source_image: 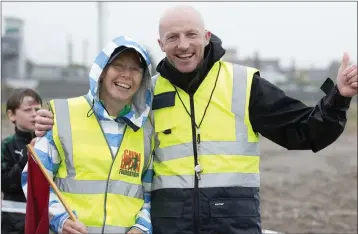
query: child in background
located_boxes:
[1,88,42,234]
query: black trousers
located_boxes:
[1,212,25,234]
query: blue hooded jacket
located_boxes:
[21,36,154,234]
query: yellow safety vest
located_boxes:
[151,61,261,233]
[50,96,153,234]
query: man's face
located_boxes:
[100,49,144,104]
[158,11,211,73]
[8,96,41,132]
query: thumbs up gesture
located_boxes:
[336,52,357,97]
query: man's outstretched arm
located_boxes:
[248,54,356,152]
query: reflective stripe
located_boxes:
[150,75,160,152]
[155,141,259,162]
[87,225,129,234]
[53,97,151,196]
[143,118,153,170]
[54,97,152,174]
[153,63,259,163]
[232,64,248,121]
[54,99,76,178]
[143,182,151,192]
[152,173,260,190]
[1,200,26,214]
[55,178,143,198]
[152,63,261,191]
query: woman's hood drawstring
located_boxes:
[86,99,95,118]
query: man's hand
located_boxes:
[62,219,88,234]
[35,109,54,137]
[126,227,144,234]
[30,138,37,146]
[337,52,358,97]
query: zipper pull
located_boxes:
[196,127,201,151]
[197,127,201,144]
[194,164,203,180]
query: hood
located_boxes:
[207,33,226,65]
[156,33,226,93]
[86,36,153,131]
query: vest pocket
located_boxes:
[210,198,257,217]
[152,200,184,218]
[153,106,179,149]
[152,200,186,234]
[153,108,177,134]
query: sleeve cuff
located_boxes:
[58,213,70,234]
[327,85,352,108]
[57,211,78,234]
[321,78,352,108]
[127,226,146,234]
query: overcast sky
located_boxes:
[2,1,357,69]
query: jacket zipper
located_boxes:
[189,94,200,234]
[101,157,116,234]
[100,123,127,234]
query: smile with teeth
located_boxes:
[114,82,131,90]
[176,53,194,59]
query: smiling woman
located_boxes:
[99,47,146,116]
[21,36,155,234]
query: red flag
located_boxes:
[25,151,50,234]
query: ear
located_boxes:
[205,30,211,46]
[7,110,16,123]
[157,39,165,52]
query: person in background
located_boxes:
[1,88,42,234]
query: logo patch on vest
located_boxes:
[119,149,141,177]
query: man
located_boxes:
[22,36,154,234]
[2,88,42,234]
[34,5,357,234]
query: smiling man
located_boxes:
[33,5,358,234]
[158,6,209,73]
[150,5,357,234]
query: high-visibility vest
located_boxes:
[50,96,153,233]
[151,61,262,234]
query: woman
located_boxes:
[22,36,154,234]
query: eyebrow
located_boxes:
[112,60,139,65]
[165,32,178,38]
[111,61,143,68]
[165,29,199,38]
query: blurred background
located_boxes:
[1,2,357,233]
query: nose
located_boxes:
[177,36,189,50]
[120,69,131,78]
[30,108,37,117]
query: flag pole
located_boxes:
[26,144,77,222]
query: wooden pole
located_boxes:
[26,144,77,221]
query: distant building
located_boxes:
[222,48,239,62]
[1,17,26,79]
[30,64,88,82]
[1,16,88,83]
[30,64,65,80]
[237,58,288,85]
[222,47,289,85]
[258,65,288,84]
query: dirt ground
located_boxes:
[260,129,357,234]
[1,116,357,234]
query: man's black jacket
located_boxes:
[156,33,352,152]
